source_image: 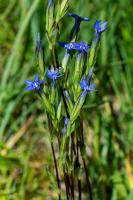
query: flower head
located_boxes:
[47,68,64,81]
[58,41,90,53]
[68,13,90,39]
[79,67,96,95]
[94,20,108,36]
[78,42,90,53]
[25,73,45,91]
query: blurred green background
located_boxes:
[0,0,133,199]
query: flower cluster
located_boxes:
[25,68,64,91]
[25,13,107,119]
[25,14,107,94]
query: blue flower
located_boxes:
[68,13,90,39]
[25,73,45,91]
[78,42,90,53]
[47,68,64,81]
[94,20,108,36]
[58,41,90,53]
[79,67,96,95]
[58,41,78,51]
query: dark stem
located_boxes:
[79,115,93,200]
[78,179,81,200]
[76,137,82,200]
[70,135,75,200]
[64,171,69,200]
[82,158,93,200]
[47,114,61,200]
[51,142,61,200]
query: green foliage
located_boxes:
[0,0,133,199]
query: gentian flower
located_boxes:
[47,68,64,81]
[58,41,90,53]
[68,13,90,39]
[58,41,79,51]
[78,42,90,53]
[94,20,108,37]
[79,67,96,95]
[25,73,45,91]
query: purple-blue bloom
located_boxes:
[68,13,90,39]
[78,42,90,53]
[25,73,45,91]
[47,68,64,81]
[79,67,96,95]
[58,41,90,53]
[94,20,108,35]
[68,13,89,22]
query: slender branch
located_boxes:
[82,158,93,200]
[79,115,93,200]
[76,136,82,200]
[78,179,81,200]
[47,114,61,200]
[51,142,61,200]
[64,171,69,200]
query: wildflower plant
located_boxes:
[25,0,108,199]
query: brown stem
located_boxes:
[79,115,93,200]
[82,158,93,200]
[76,137,82,200]
[78,179,81,200]
[51,142,61,200]
[47,114,61,200]
[64,171,69,200]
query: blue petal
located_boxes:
[34,73,39,82]
[94,20,108,33]
[53,69,59,75]
[79,80,87,89]
[40,79,45,84]
[57,73,64,78]
[25,86,34,90]
[25,80,32,86]
[100,21,108,32]
[47,70,53,79]
[87,83,96,91]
